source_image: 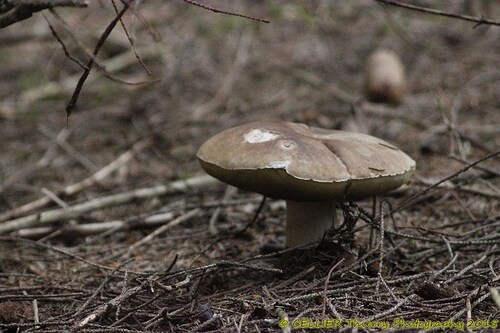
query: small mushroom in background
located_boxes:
[197,121,415,248]
[364,49,406,105]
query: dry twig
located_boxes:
[0,174,220,234]
[375,0,500,27]
[0,0,88,28]
[125,208,200,256]
[181,0,269,23]
[0,139,151,222]
[393,150,500,215]
[65,0,130,116]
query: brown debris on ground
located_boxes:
[0,1,499,332]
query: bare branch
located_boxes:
[65,0,130,117]
[47,9,159,87]
[181,0,269,23]
[393,150,500,214]
[375,0,500,27]
[0,0,88,28]
[44,14,88,70]
[112,0,151,76]
[0,174,220,234]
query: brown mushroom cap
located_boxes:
[197,121,415,202]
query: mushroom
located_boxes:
[197,121,415,247]
[365,49,406,105]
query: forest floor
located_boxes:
[0,1,499,332]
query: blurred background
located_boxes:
[0,1,498,330]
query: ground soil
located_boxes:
[0,1,499,332]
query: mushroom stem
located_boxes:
[285,201,336,248]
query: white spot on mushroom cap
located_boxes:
[244,129,279,144]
